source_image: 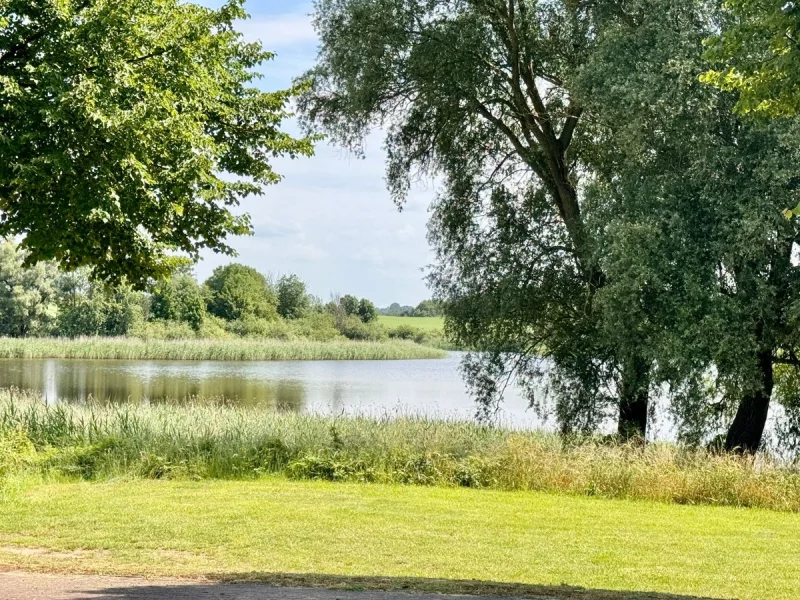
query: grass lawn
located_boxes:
[377,315,445,332]
[0,478,798,600]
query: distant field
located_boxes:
[378,315,444,331]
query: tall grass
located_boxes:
[2,390,800,511]
[0,337,446,361]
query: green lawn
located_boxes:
[378,315,444,332]
[1,479,798,599]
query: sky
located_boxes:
[194,0,438,307]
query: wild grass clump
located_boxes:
[2,389,800,511]
[0,337,446,361]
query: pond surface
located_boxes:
[0,355,548,427]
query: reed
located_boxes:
[0,337,446,361]
[2,390,800,511]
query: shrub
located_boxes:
[337,315,387,341]
[129,319,196,340]
[291,312,341,341]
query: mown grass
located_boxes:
[0,337,446,361]
[3,390,800,512]
[1,478,799,600]
[378,315,445,332]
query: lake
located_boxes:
[0,354,549,427]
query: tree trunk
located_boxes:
[724,350,773,454]
[618,355,649,441]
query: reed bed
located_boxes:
[0,337,446,361]
[2,390,800,511]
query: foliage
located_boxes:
[150,273,206,329]
[276,274,311,320]
[0,240,59,337]
[0,0,313,286]
[357,298,378,323]
[204,263,278,322]
[575,0,800,453]
[339,294,360,317]
[336,315,387,341]
[299,0,652,438]
[702,0,800,116]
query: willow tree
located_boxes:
[0,0,313,286]
[299,0,654,436]
[579,0,800,453]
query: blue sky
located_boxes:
[195,0,438,307]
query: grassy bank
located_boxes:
[0,337,446,361]
[1,478,799,600]
[3,391,800,512]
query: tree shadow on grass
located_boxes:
[66,572,729,600]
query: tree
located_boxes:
[701,0,800,117]
[150,273,206,329]
[0,239,59,337]
[339,295,360,318]
[576,0,800,453]
[0,0,313,286]
[204,264,278,321]
[358,298,378,323]
[55,269,145,336]
[300,0,653,435]
[277,274,311,319]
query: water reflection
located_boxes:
[0,355,541,425]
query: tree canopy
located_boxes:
[300,0,800,452]
[702,0,800,116]
[0,0,313,286]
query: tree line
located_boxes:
[0,239,385,341]
[299,0,800,453]
[380,300,444,317]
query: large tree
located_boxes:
[0,0,312,286]
[300,0,653,436]
[576,0,800,453]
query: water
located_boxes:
[0,354,547,427]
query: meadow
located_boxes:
[3,390,800,512]
[0,337,446,361]
[378,315,445,332]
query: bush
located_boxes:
[225,316,292,339]
[388,324,418,340]
[337,315,387,341]
[129,319,196,340]
[194,315,230,339]
[291,312,341,341]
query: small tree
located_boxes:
[151,274,206,329]
[339,295,360,317]
[277,274,311,319]
[358,298,378,323]
[204,264,278,321]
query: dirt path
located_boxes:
[0,572,537,600]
